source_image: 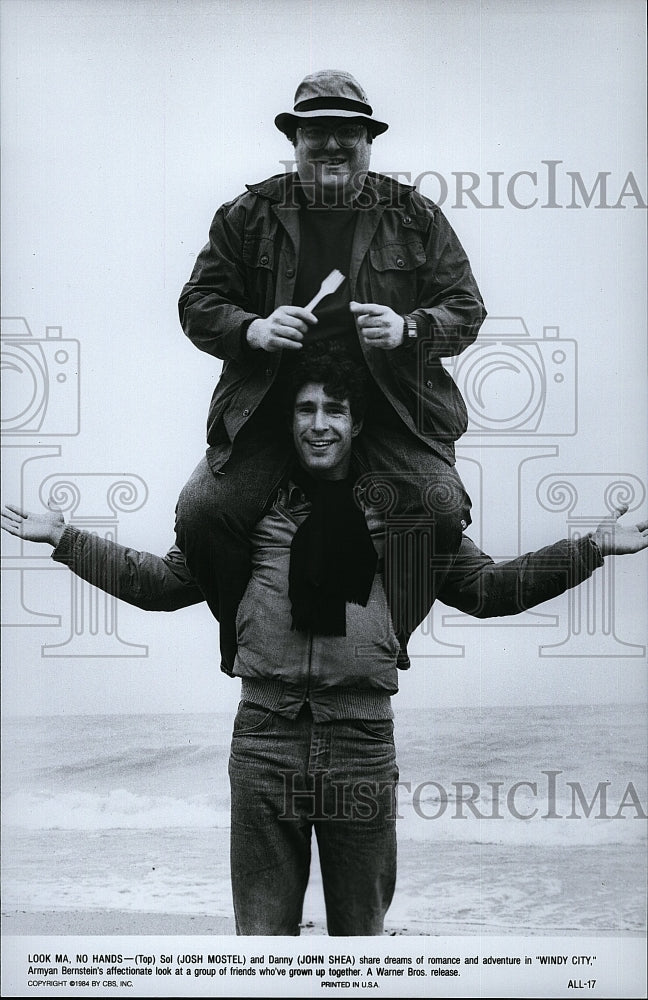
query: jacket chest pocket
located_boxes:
[368,239,426,312]
[242,235,277,314]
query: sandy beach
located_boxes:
[2,909,236,937]
[3,908,641,939]
[0,909,420,937]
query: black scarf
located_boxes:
[288,464,378,636]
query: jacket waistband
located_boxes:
[240,677,393,722]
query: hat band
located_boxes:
[293,96,374,116]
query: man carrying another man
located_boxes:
[4,350,647,936]
[174,69,486,674]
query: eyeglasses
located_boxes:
[298,125,366,150]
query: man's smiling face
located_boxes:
[292,382,362,480]
[293,117,371,205]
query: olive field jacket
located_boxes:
[179,172,487,467]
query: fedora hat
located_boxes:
[275,70,389,138]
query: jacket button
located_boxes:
[402,215,412,225]
[286,267,295,278]
[426,380,433,389]
[396,258,405,268]
[242,408,250,417]
[259,254,269,265]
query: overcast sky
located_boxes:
[1,0,646,716]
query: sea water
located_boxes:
[2,704,645,934]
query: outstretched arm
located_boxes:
[2,502,205,613]
[438,506,648,619]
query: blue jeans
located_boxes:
[175,400,471,672]
[228,702,398,936]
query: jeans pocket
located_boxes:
[352,718,395,744]
[232,702,276,736]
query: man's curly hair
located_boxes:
[287,342,370,422]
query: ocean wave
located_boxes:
[392,779,647,846]
[2,789,231,831]
[396,807,647,847]
[3,788,645,847]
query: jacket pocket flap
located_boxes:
[369,240,426,272]
[242,235,275,269]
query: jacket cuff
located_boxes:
[579,533,605,573]
[239,317,258,356]
[52,525,82,565]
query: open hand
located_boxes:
[591,505,648,556]
[1,501,66,547]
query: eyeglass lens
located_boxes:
[300,126,364,149]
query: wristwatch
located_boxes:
[402,315,418,342]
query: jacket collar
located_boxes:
[245,171,415,206]
[248,171,420,301]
